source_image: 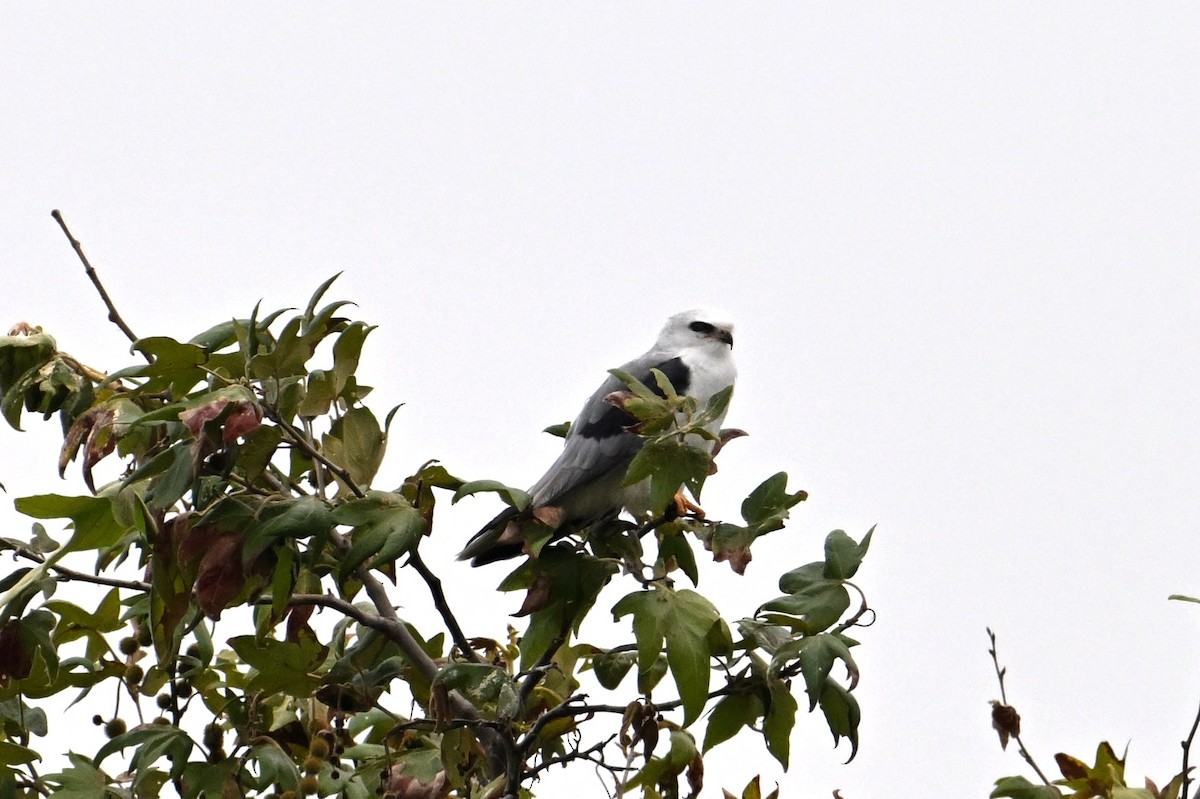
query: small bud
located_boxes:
[104,718,127,738]
[118,636,140,655]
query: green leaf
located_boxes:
[592,649,637,689]
[990,775,1064,799]
[179,760,240,799]
[323,406,386,490]
[143,443,195,513]
[228,634,328,697]
[332,321,374,400]
[776,633,860,709]
[93,724,193,771]
[823,527,873,580]
[452,480,530,511]
[659,530,699,585]
[703,691,764,752]
[243,496,334,564]
[0,331,56,394]
[759,582,851,634]
[0,740,39,765]
[124,336,211,397]
[741,472,807,534]
[612,586,721,725]
[41,753,118,799]
[248,739,302,794]
[763,676,798,769]
[508,547,617,669]
[778,562,825,594]
[1169,594,1200,604]
[818,679,860,760]
[332,491,426,579]
[543,421,570,438]
[433,663,518,720]
[623,439,712,515]
[14,494,124,553]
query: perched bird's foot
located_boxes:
[673,493,705,518]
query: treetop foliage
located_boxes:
[0,243,873,799]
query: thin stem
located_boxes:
[407,549,480,664]
[8,545,149,592]
[517,629,568,712]
[987,628,1053,786]
[268,411,365,499]
[50,210,143,350]
[1181,698,1200,799]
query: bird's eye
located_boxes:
[688,321,715,335]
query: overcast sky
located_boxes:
[3,5,1199,797]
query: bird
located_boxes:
[459,309,737,566]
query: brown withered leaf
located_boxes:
[0,620,33,686]
[515,573,553,617]
[710,427,748,461]
[285,605,315,643]
[686,753,704,799]
[59,405,102,477]
[990,700,1021,751]
[1054,752,1090,781]
[639,711,660,762]
[179,525,273,620]
[429,682,452,730]
[621,700,644,747]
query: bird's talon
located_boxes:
[673,493,705,518]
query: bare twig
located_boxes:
[1181,698,1200,799]
[8,544,149,592]
[267,410,366,499]
[50,210,143,350]
[406,549,480,664]
[987,628,1054,786]
[525,735,625,782]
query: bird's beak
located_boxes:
[715,328,733,348]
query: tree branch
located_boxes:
[50,210,143,350]
[8,544,149,592]
[406,549,480,664]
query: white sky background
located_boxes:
[2,4,1199,797]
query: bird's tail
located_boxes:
[457,507,524,566]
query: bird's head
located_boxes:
[658,309,735,352]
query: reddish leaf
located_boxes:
[385,764,450,799]
[286,605,316,643]
[191,532,244,619]
[222,401,262,444]
[180,401,227,439]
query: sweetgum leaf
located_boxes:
[613,586,721,725]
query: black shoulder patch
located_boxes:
[578,357,691,440]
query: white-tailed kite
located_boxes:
[459,309,737,565]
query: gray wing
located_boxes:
[527,350,691,509]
